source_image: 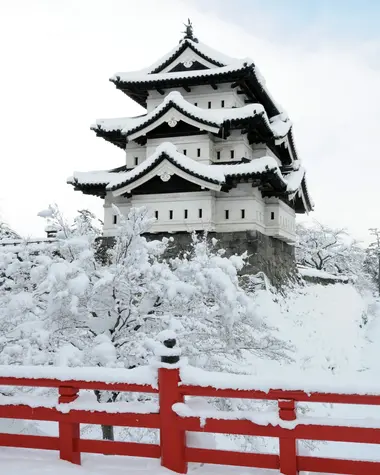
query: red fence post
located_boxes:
[58,386,81,465]
[158,336,187,474]
[279,399,298,475]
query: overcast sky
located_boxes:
[0,0,379,242]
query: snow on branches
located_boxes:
[0,206,289,373]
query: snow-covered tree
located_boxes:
[364,228,380,296]
[296,221,365,274]
[0,205,290,440]
[0,221,21,240]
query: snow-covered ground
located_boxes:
[0,447,279,475]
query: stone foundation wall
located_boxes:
[147,230,297,287]
[100,230,297,287]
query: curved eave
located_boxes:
[111,66,280,118]
[301,177,314,213]
[225,167,287,190]
[110,65,251,106]
[69,182,107,198]
[91,127,126,149]
[125,101,220,140]
[108,151,222,193]
[92,108,282,149]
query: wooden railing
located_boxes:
[0,338,379,474]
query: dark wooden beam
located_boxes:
[231,82,239,88]
[183,85,191,92]
[156,88,165,95]
[210,83,218,90]
[245,99,255,104]
[236,90,245,95]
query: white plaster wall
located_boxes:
[147,84,245,112]
[102,185,283,237]
[146,135,213,164]
[104,191,217,234]
[125,143,146,168]
[264,197,296,242]
[252,143,281,166]
[213,131,252,162]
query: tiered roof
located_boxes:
[68,142,312,212]
[70,26,313,213]
[92,91,291,150]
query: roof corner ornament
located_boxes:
[182,18,198,43]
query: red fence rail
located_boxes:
[0,339,379,474]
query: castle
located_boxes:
[68,22,313,282]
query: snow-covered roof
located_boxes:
[134,38,238,75]
[93,91,291,141]
[69,142,302,195]
[111,59,251,85]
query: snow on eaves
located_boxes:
[111,59,252,83]
[284,166,306,193]
[133,38,238,76]
[69,143,302,194]
[93,91,291,140]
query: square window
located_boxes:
[134,157,138,166]
[217,151,221,160]
[271,212,275,220]
[169,210,173,220]
[221,100,225,108]
[225,210,229,220]
[197,148,201,157]
[230,150,235,159]
[184,209,188,219]
[199,209,203,218]
[113,215,117,225]
[241,209,245,219]
[183,149,187,155]
[194,102,197,106]
[155,211,159,219]
[208,101,211,109]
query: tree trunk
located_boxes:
[94,389,118,441]
[377,252,380,296]
[101,424,114,441]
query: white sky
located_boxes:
[0,0,379,243]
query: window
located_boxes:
[221,100,225,108]
[113,215,117,225]
[271,212,275,220]
[134,157,138,166]
[155,211,159,219]
[241,209,245,219]
[169,210,173,220]
[184,209,188,219]
[217,151,221,160]
[208,101,211,109]
[197,148,201,157]
[225,210,229,220]
[198,209,203,218]
[183,149,187,155]
[194,102,198,106]
[230,150,235,159]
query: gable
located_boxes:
[159,47,218,73]
[127,174,205,195]
[151,41,227,74]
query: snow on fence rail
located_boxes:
[0,337,380,474]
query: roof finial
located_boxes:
[182,18,198,43]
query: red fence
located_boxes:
[0,358,380,474]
